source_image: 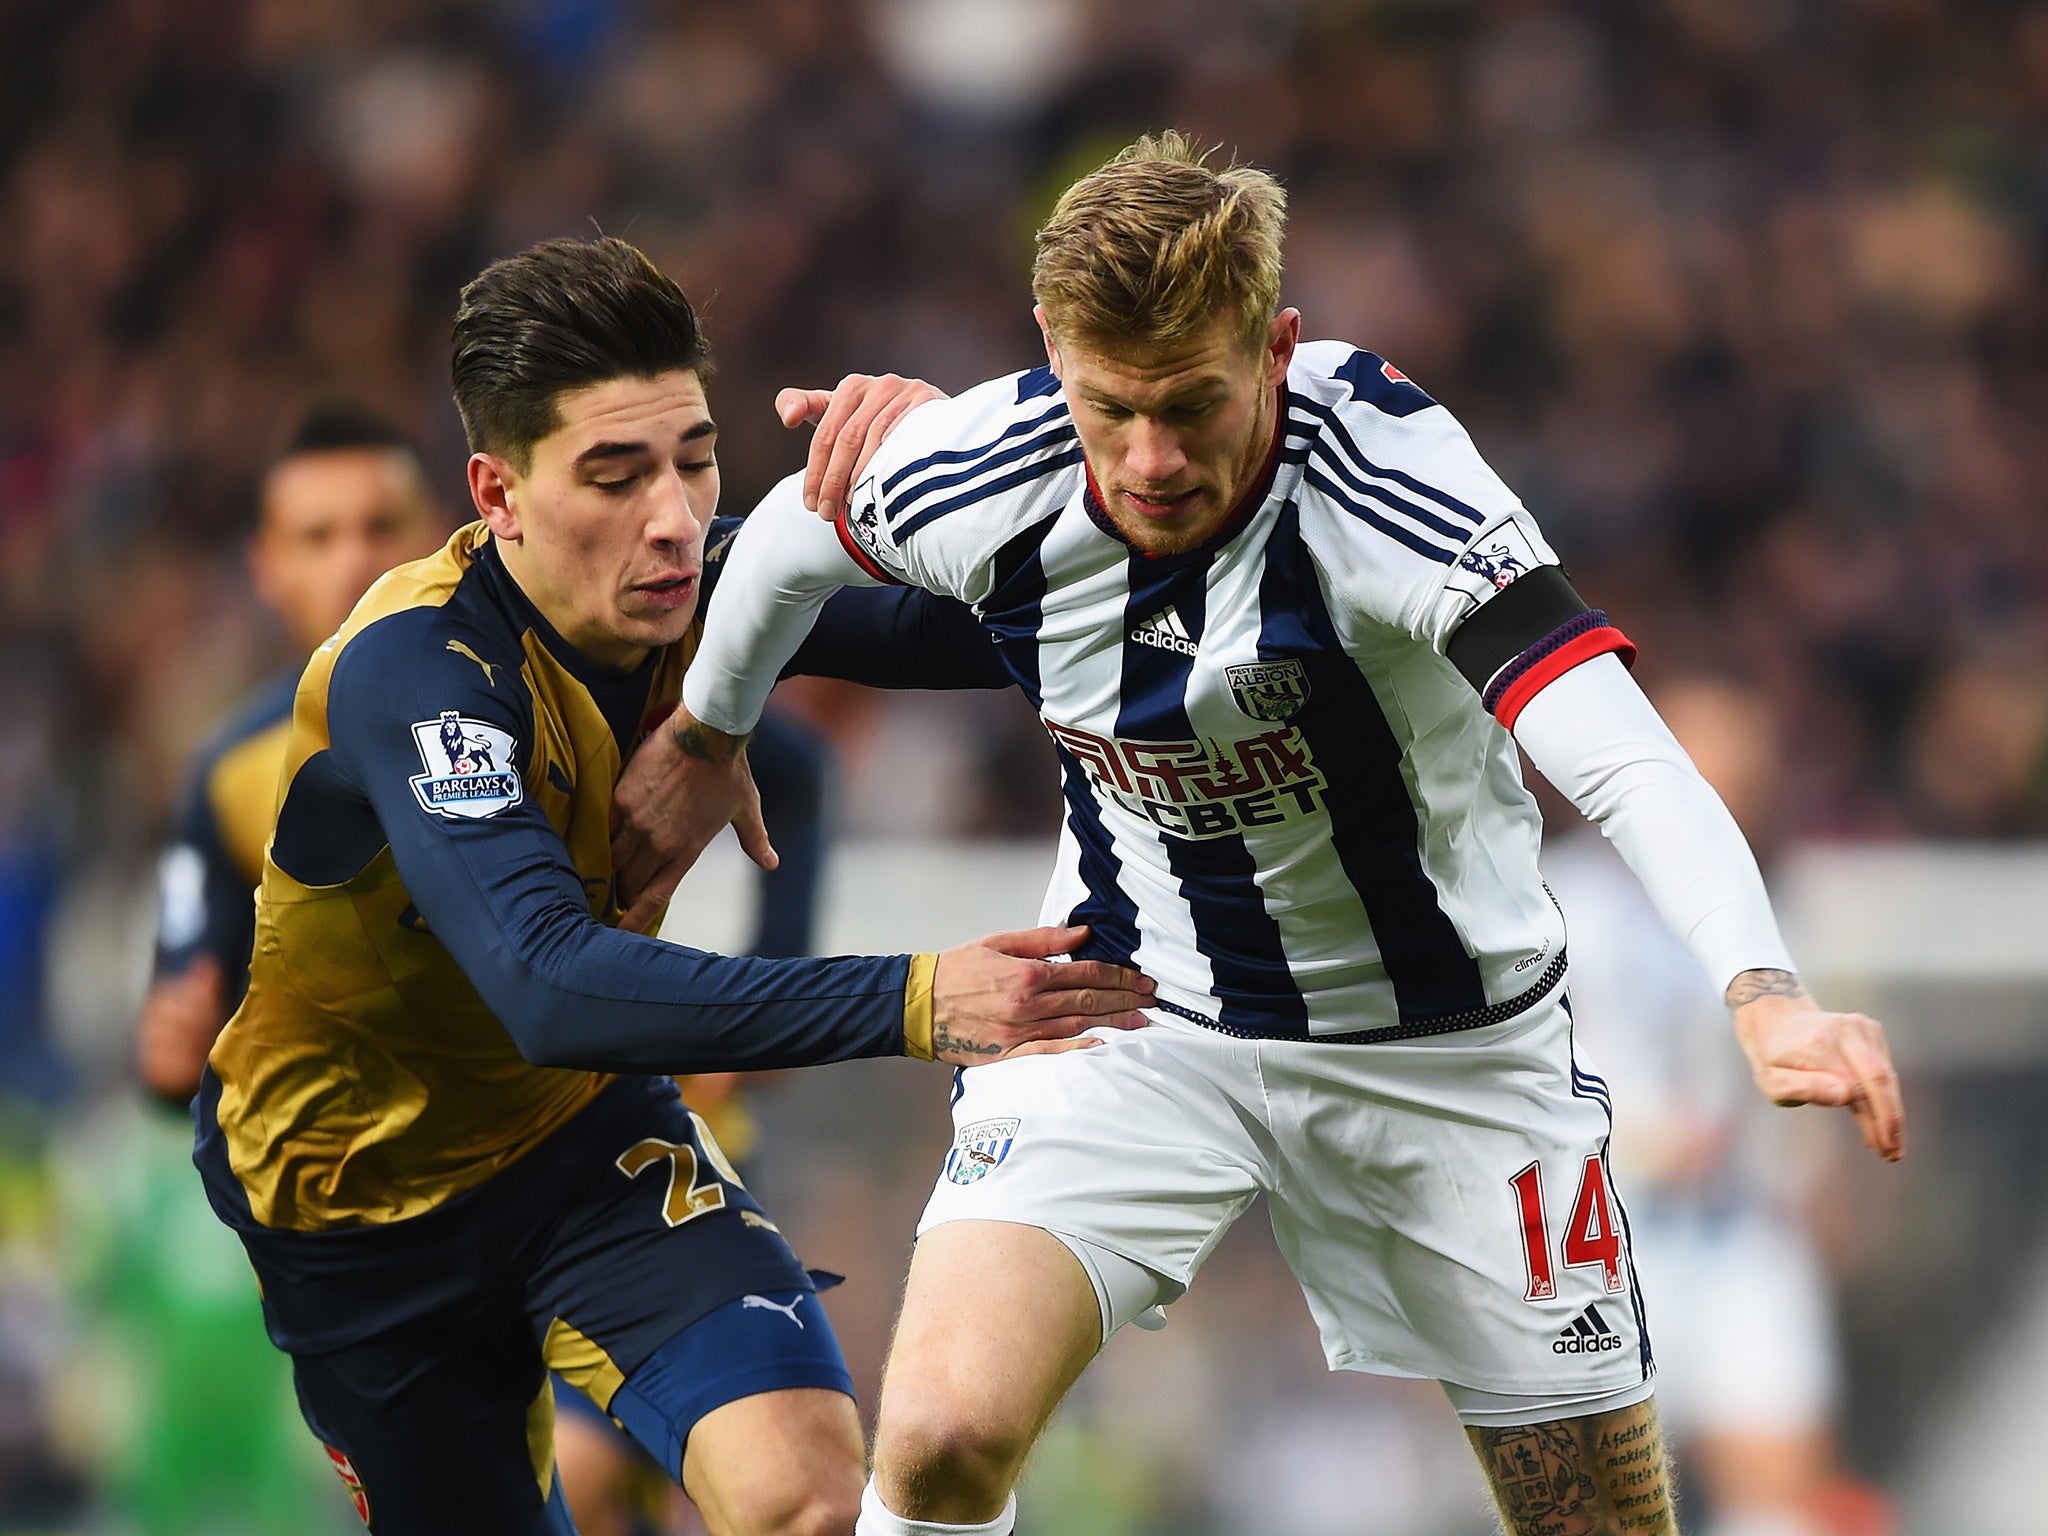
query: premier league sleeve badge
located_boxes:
[409,711,523,820]
[1445,518,1545,607]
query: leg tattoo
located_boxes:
[1468,1399,1676,1535]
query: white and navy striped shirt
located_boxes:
[701,341,1637,1041]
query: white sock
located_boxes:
[856,1477,1017,1536]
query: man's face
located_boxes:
[475,371,718,671]
[252,447,441,654]
[1043,307,1299,557]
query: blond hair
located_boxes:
[1032,131,1287,354]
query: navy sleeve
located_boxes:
[322,615,913,1074]
[744,709,830,958]
[785,586,1010,690]
[153,765,258,992]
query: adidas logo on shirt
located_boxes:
[1553,1305,1624,1354]
[1130,606,1198,656]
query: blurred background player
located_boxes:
[1544,677,1890,1536]
[112,405,442,1536]
[141,404,444,1102]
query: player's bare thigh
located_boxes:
[554,1410,643,1536]
[870,1220,1104,1524]
[680,1386,864,1536]
[1467,1396,1677,1535]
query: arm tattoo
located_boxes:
[931,1022,1003,1059]
[1724,967,1809,1009]
[668,717,749,764]
[1471,1401,1675,1534]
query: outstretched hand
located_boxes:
[776,373,945,522]
[611,709,774,935]
[928,925,1155,1066]
[1728,968,1904,1162]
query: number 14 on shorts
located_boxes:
[1509,1156,1625,1301]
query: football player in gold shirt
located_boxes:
[195,236,1152,1536]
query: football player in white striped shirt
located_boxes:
[614,133,1904,1536]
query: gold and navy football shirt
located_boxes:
[202,520,1002,1233]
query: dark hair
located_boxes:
[253,401,426,541]
[450,236,711,468]
[278,400,415,463]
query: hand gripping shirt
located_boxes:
[687,344,1639,1042]
[202,520,999,1233]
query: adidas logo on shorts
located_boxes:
[1130,606,1197,656]
[1553,1304,1624,1354]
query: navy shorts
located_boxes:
[198,1075,852,1535]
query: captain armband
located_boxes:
[1444,565,1637,733]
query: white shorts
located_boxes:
[918,995,1656,1418]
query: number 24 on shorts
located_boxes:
[1509,1156,1624,1302]
[617,1112,746,1228]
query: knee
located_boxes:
[773,1487,863,1536]
[724,1465,863,1536]
[875,1399,1030,1518]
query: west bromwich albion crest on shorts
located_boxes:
[409,711,522,819]
[943,1118,1020,1185]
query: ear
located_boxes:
[1264,308,1302,389]
[468,453,521,540]
[1034,305,1062,378]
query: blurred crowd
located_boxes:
[2,0,2047,1530]
[8,0,2048,870]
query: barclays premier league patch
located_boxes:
[1446,519,1543,607]
[843,492,891,564]
[943,1117,1020,1185]
[409,711,522,820]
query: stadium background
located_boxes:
[1,0,2045,1531]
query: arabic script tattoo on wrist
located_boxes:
[931,1021,1003,1060]
[1725,967,1809,1009]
